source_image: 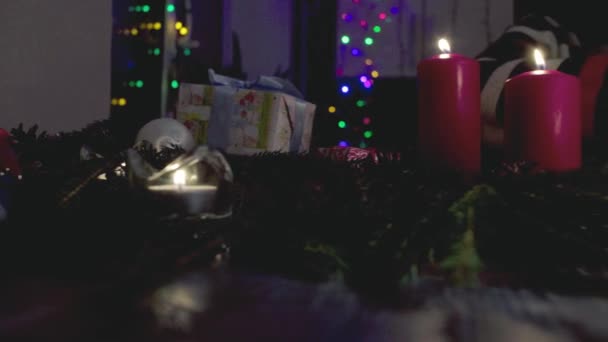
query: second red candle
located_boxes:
[504,68,581,172]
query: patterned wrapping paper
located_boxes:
[176,84,214,144]
[176,82,316,156]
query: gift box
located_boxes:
[176,70,316,155]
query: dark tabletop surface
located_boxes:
[3,259,608,341]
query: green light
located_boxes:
[373,25,381,33]
[184,48,191,56]
[142,5,150,12]
[128,81,135,87]
[341,35,350,44]
[359,142,367,148]
[364,130,373,138]
[136,80,144,88]
[356,100,366,107]
[167,4,176,12]
[153,48,161,56]
[364,37,374,45]
[338,121,347,129]
[171,80,179,89]
[135,5,142,12]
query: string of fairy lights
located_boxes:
[111,2,190,111]
[333,0,400,148]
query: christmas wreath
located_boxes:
[2,118,608,302]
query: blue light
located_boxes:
[127,60,135,69]
[340,85,350,94]
[351,48,361,56]
[339,141,349,147]
[390,6,399,14]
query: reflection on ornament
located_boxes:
[135,118,196,152]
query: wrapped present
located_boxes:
[176,70,316,155]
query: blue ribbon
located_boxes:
[209,69,304,99]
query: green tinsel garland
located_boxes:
[2,120,608,302]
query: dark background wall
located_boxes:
[1,0,111,133]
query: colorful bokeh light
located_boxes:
[335,1,398,147]
[341,13,353,22]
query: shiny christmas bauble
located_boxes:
[135,118,196,152]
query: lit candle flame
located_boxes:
[438,38,451,54]
[534,49,546,70]
[173,169,187,186]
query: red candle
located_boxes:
[504,49,581,172]
[418,39,481,174]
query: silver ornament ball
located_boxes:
[135,118,196,152]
